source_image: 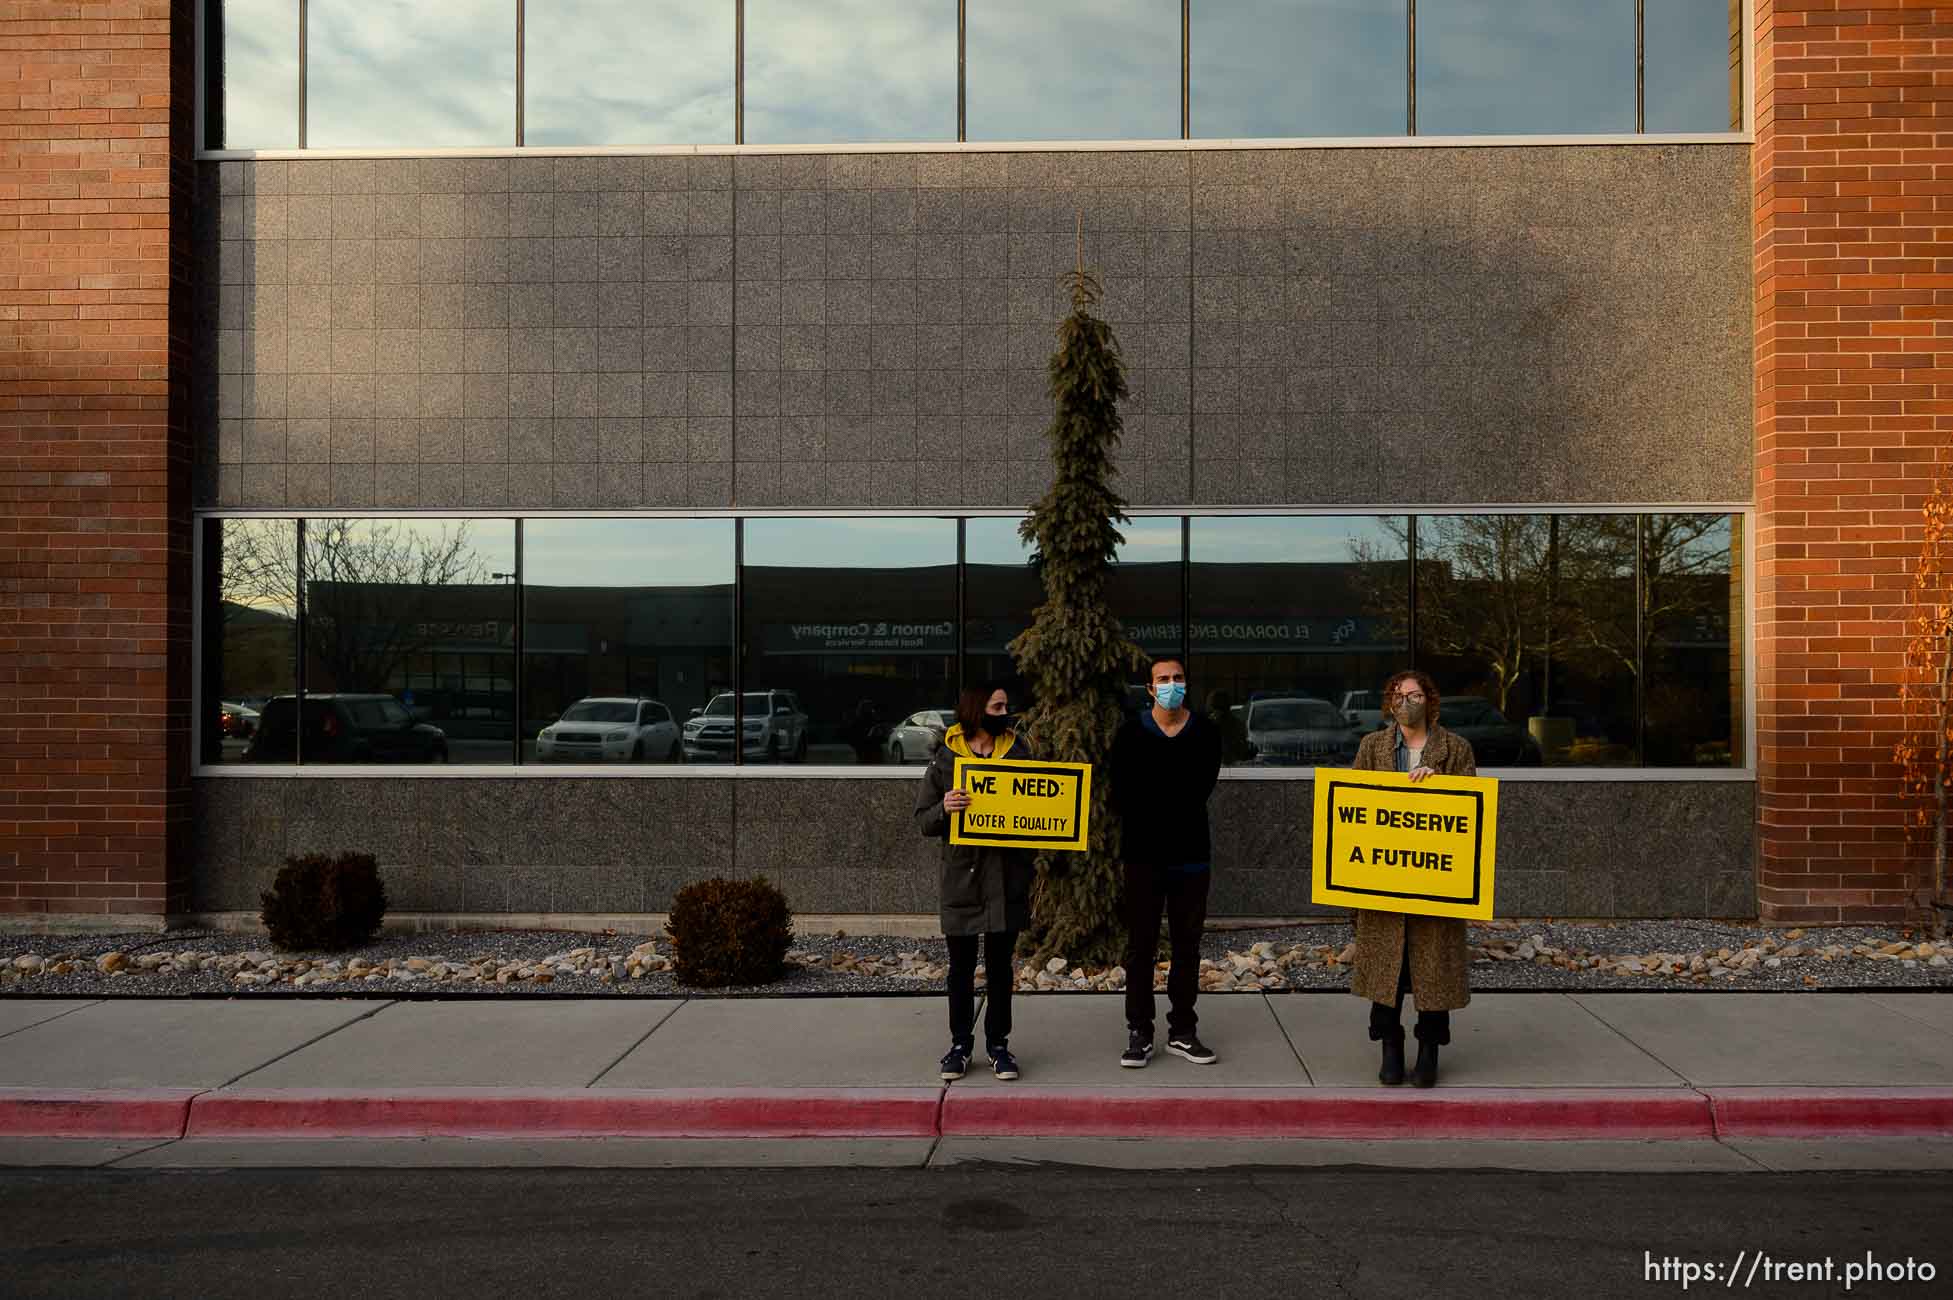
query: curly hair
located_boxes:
[1381,669,1441,724]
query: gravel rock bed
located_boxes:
[4,919,1950,997]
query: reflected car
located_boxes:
[1243,696,1364,766]
[884,709,954,764]
[242,694,448,764]
[218,701,259,739]
[1439,696,1544,766]
[683,690,809,762]
[536,697,681,763]
[1340,689,1385,732]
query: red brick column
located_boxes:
[1753,0,1950,924]
[0,1,193,921]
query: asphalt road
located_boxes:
[4,1165,1949,1299]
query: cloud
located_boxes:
[966,0,1180,141]
[218,0,300,147]
[307,0,517,148]
[525,0,735,146]
[1191,0,1407,138]
[744,0,956,144]
[1415,0,1635,135]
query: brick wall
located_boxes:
[1753,0,1950,923]
[0,0,193,919]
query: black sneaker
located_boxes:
[987,1045,1020,1081]
[1166,1034,1218,1065]
[1120,1029,1154,1069]
[939,1043,972,1081]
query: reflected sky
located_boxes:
[745,0,955,143]
[1644,0,1739,132]
[1416,0,1634,135]
[745,517,957,569]
[966,0,1179,141]
[307,0,516,148]
[219,0,299,148]
[523,518,734,588]
[525,0,733,146]
[1192,0,1406,138]
[966,515,1183,566]
[303,517,516,580]
[1192,515,1407,563]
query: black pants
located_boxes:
[1123,863,1210,1039]
[1367,930,1452,1045]
[945,930,1017,1050]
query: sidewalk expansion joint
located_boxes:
[217,1000,395,1089]
[1261,992,1315,1086]
[0,1000,103,1044]
[583,997,688,1088]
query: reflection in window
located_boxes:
[966,0,1180,141]
[742,518,957,766]
[525,0,733,145]
[307,0,516,148]
[1192,0,1406,139]
[1644,0,1743,133]
[1643,514,1741,767]
[1415,1,1634,135]
[1191,517,1409,767]
[1414,515,1637,767]
[964,516,1040,712]
[1109,516,1186,694]
[299,519,516,764]
[216,0,300,148]
[203,518,300,765]
[522,519,734,764]
[745,0,955,143]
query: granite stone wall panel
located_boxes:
[201,145,1752,510]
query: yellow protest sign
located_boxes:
[949,757,1092,853]
[1310,768,1499,921]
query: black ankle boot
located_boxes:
[1412,1038,1439,1088]
[1378,1028,1406,1086]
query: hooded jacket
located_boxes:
[914,723,1037,937]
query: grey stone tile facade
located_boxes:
[191,776,1755,919]
[195,145,1752,511]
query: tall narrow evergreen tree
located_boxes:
[1010,249,1149,967]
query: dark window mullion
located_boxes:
[1635,0,1645,133]
[515,0,526,145]
[294,516,308,765]
[298,0,308,148]
[513,517,525,764]
[732,517,745,765]
[1406,0,1416,136]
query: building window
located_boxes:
[744,0,956,144]
[522,518,734,764]
[1643,513,1742,767]
[740,517,958,765]
[1190,515,1410,767]
[306,0,517,148]
[300,518,518,764]
[524,0,734,146]
[964,0,1181,142]
[1644,0,1744,133]
[1191,0,1408,139]
[201,517,300,764]
[1414,1,1636,135]
[212,0,300,149]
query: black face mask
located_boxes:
[980,713,1015,737]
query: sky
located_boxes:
[216,1,1739,149]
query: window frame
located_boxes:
[192,505,1755,781]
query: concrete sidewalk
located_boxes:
[3,992,1951,1167]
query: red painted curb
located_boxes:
[1706,1089,1953,1138]
[0,1089,196,1139]
[939,1087,1717,1140]
[183,1088,944,1139]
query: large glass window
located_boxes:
[525,0,733,145]
[964,516,1041,711]
[1643,514,1741,767]
[1415,1,1635,135]
[1645,0,1742,133]
[1192,0,1406,139]
[745,0,956,144]
[215,0,300,149]
[741,518,957,766]
[522,519,734,765]
[966,0,1180,142]
[299,519,517,764]
[307,0,516,148]
[201,518,300,765]
[1190,516,1410,767]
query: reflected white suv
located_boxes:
[683,690,808,762]
[537,698,682,763]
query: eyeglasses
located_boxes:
[1392,692,1427,704]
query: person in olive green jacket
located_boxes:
[914,680,1035,1083]
[1348,669,1476,1088]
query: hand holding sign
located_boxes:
[950,757,1092,852]
[1311,767,1499,921]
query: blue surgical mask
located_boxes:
[1153,682,1186,711]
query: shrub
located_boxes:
[665,876,794,988]
[260,851,389,951]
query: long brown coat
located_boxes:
[1347,722,1476,1013]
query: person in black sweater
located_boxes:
[1110,656,1223,1068]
